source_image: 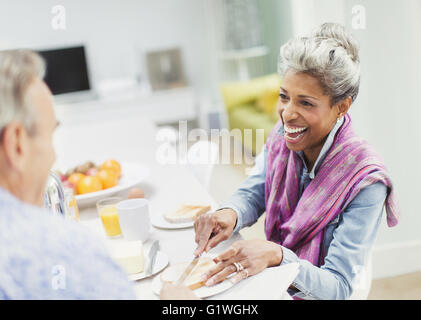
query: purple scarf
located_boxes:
[264,114,400,266]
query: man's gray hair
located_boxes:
[278,23,360,105]
[0,50,46,138]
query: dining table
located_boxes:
[53,113,298,300]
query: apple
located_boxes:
[62,180,76,192]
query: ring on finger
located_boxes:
[233,262,241,272]
[237,262,244,272]
[233,262,244,272]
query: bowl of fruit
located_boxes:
[56,159,150,208]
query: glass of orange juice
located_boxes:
[96,197,123,237]
[64,188,79,221]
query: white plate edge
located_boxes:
[128,251,169,281]
[151,267,234,299]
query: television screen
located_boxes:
[38,46,91,95]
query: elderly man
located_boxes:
[0,49,138,299]
[0,50,159,299]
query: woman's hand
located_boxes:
[193,209,238,256]
[160,282,199,300]
[202,239,283,286]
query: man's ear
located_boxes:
[1,121,28,171]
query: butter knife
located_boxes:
[175,256,200,285]
[146,240,160,276]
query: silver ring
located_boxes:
[233,262,241,272]
[233,262,244,272]
[237,262,244,271]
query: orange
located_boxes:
[100,159,122,178]
[97,169,119,189]
[77,175,103,194]
[67,173,85,186]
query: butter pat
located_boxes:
[107,240,144,275]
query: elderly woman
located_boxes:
[193,23,400,300]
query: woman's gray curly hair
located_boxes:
[278,23,360,106]
[0,49,46,138]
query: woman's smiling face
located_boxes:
[277,70,348,168]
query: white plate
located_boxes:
[151,213,194,230]
[151,204,214,230]
[151,268,234,299]
[74,162,150,207]
[129,251,169,281]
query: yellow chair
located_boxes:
[220,73,281,155]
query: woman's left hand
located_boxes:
[202,239,283,286]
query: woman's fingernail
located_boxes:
[201,274,208,281]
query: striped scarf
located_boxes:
[264,114,400,266]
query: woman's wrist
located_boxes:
[216,208,238,230]
[268,244,284,267]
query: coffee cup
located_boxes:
[116,198,150,241]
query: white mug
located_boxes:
[116,198,150,241]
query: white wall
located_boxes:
[0,0,216,98]
[289,0,346,37]
[343,0,421,277]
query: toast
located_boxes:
[160,257,216,290]
[163,204,211,223]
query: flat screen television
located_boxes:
[38,45,91,95]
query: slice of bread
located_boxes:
[161,257,216,290]
[163,204,211,223]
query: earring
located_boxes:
[336,114,343,123]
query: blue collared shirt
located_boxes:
[220,118,387,299]
[0,187,135,299]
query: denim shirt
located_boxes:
[0,187,135,299]
[220,118,387,300]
